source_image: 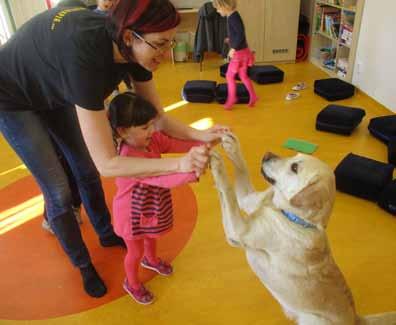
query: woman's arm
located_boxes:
[75,106,208,178]
[133,79,228,142]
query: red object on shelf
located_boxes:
[45,0,52,9]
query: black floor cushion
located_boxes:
[182,80,217,103]
[248,65,284,84]
[334,153,394,201]
[316,105,366,135]
[215,83,250,104]
[314,78,355,101]
[378,180,396,216]
[219,63,241,80]
[219,64,284,84]
[368,115,396,144]
[388,137,396,165]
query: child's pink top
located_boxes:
[113,131,203,240]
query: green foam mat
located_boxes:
[283,138,318,154]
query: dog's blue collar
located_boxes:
[281,210,316,229]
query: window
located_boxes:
[0,1,11,45]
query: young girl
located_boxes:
[213,0,258,110]
[93,0,115,14]
[109,92,205,305]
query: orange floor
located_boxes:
[0,59,395,324]
[0,176,197,320]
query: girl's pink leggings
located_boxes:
[225,48,257,108]
[124,237,158,290]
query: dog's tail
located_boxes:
[359,312,396,325]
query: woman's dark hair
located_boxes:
[109,92,158,130]
[106,0,180,61]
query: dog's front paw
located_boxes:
[210,150,224,174]
[210,151,228,187]
[221,133,244,169]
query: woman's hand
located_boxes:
[199,124,231,147]
[179,145,211,177]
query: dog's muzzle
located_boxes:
[261,152,279,185]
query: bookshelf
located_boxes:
[309,0,365,82]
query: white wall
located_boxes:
[353,0,396,112]
[9,0,47,29]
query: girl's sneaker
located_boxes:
[141,257,173,276]
[123,279,154,305]
[292,82,307,91]
[285,92,300,101]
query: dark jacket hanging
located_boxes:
[193,2,228,61]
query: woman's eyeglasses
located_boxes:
[131,31,176,52]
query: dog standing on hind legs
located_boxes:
[209,133,396,325]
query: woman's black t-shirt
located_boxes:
[0,6,152,112]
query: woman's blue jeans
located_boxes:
[0,107,114,268]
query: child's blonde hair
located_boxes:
[212,0,237,10]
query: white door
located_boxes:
[263,0,301,62]
[238,0,266,62]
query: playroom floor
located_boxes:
[1,58,395,325]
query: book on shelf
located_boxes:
[340,23,353,46]
[315,4,323,32]
[320,0,350,7]
[320,7,341,38]
[325,0,341,5]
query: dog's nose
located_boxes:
[262,152,279,163]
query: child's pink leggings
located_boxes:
[225,48,258,109]
[124,237,159,290]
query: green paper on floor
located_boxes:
[283,138,318,154]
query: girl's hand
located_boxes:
[228,48,235,59]
[199,124,231,146]
[179,145,211,177]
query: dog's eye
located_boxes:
[291,162,298,174]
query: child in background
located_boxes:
[213,0,258,110]
[109,93,207,305]
[93,0,114,14]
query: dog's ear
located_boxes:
[290,180,324,210]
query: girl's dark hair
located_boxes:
[56,0,87,8]
[106,0,180,61]
[109,92,158,130]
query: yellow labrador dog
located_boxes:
[210,133,396,325]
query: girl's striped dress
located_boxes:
[113,131,201,240]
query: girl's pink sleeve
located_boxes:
[153,132,204,153]
[138,172,198,188]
